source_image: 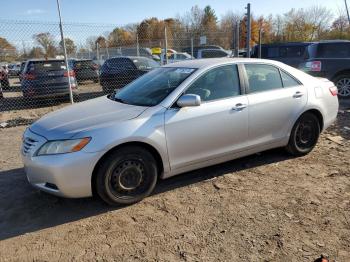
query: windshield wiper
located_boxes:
[113,97,128,104]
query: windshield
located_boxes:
[113,67,196,106]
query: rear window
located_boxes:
[304,44,318,59]
[132,58,159,70]
[73,60,95,69]
[28,60,66,72]
[317,43,350,58]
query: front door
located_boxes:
[164,64,249,171]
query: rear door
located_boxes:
[243,63,307,146]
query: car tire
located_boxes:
[96,146,158,206]
[286,112,320,156]
[333,74,350,99]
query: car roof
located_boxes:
[107,56,152,61]
[163,58,282,69]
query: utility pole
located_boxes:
[56,0,74,104]
[345,0,350,26]
[245,3,251,58]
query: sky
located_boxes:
[0,0,346,25]
[0,0,346,51]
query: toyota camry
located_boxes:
[21,58,339,205]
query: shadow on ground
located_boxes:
[0,148,291,241]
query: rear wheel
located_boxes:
[334,74,350,99]
[286,112,320,156]
[96,146,158,206]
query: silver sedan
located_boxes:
[21,58,339,205]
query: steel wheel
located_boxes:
[96,146,158,205]
[286,112,320,156]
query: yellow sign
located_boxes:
[151,47,162,55]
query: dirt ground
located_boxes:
[0,101,349,262]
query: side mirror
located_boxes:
[177,94,201,108]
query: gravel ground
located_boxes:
[0,102,349,261]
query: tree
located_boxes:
[0,37,17,61]
[33,32,56,58]
[28,47,44,59]
[108,28,133,47]
[59,38,77,55]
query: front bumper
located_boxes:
[21,128,104,198]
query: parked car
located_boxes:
[8,63,21,77]
[164,52,192,63]
[252,42,312,67]
[182,45,224,58]
[100,56,159,92]
[118,47,160,61]
[0,66,10,89]
[21,59,77,99]
[21,58,338,205]
[69,59,99,83]
[299,40,350,98]
[19,61,28,82]
[196,49,231,58]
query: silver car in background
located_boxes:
[21,58,338,205]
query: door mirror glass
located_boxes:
[177,94,201,107]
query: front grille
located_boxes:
[22,137,38,155]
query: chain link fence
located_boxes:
[0,19,240,113]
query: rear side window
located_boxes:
[280,46,304,58]
[280,71,301,87]
[201,50,227,58]
[267,47,279,58]
[317,43,350,58]
[28,60,66,73]
[245,64,283,93]
[185,65,240,101]
[105,58,135,69]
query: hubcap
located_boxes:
[336,78,350,97]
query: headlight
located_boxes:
[37,137,91,156]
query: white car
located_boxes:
[21,58,338,205]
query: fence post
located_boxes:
[164,26,168,64]
[191,37,194,59]
[56,0,74,104]
[258,27,262,58]
[246,3,251,58]
[234,22,240,57]
[136,33,140,57]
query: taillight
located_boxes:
[24,73,36,80]
[64,70,75,77]
[329,86,338,96]
[305,61,322,72]
[91,64,98,70]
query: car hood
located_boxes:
[30,96,148,140]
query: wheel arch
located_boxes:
[299,108,324,131]
[91,141,164,197]
[331,69,350,82]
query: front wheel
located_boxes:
[96,146,158,206]
[286,113,320,156]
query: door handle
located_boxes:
[232,103,247,111]
[293,91,304,98]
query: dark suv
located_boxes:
[21,59,78,99]
[252,42,312,68]
[100,56,159,92]
[69,59,99,83]
[299,40,350,98]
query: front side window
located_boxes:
[113,67,195,106]
[185,65,240,102]
[245,64,283,93]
